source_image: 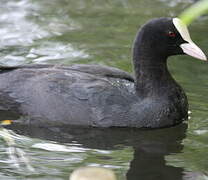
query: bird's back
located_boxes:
[0,64,139,127]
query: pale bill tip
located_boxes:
[180,43,207,61]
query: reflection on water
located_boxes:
[29,42,89,64]
[0,0,48,47]
[5,123,186,180]
[0,0,88,66]
[0,0,208,179]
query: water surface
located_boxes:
[0,0,208,179]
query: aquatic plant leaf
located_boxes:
[179,0,208,25]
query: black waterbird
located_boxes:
[0,17,206,128]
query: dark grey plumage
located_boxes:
[0,18,189,128]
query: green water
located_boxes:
[0,0,208,179]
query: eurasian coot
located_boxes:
[0,17,206,128]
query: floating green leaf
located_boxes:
[179,0,208,25]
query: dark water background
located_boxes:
[0,0,208,179]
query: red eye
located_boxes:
[167,31,176,37]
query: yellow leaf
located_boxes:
[1,120,13,125]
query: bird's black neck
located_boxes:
[133,32,177,98]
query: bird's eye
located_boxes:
[167,31,176,37]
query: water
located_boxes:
[0,0,208,179]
